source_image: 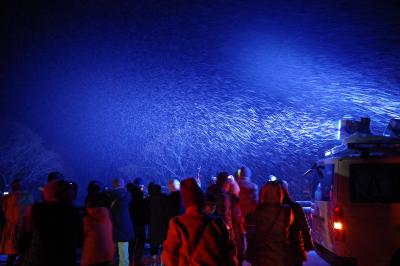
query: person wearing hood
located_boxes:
[81,192,115,266]
[245,181,293,266]
[21,179,83,266]
[0,179,33,266]
[236,166,258,223]
[108,177,134,266]
[162,177,237,266]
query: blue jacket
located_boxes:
[109,188,134,242]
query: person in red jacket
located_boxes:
[81,192,115,266]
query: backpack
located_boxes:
[175,215,237,266]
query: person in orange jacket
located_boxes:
[0,179,33,266]
[162,177,237,266]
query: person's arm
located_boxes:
[162,218,182,266]
[295,204,314,251]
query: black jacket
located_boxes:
[167,191,183,220]
[128,186,146,239]
[22,202,83,266]
[146,191,169,245]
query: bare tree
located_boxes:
[142,126,202,181]
[0,123,63,190]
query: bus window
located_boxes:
[349,164,400,203]
[312,164,334,201]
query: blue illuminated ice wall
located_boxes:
[1,0,399,198]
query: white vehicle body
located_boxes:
[310,135,400,266]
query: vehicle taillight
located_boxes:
[333,206,345,241]
[333,221,343,230]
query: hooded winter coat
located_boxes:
[245,182,293,266]
[246,203,293,266]
[162,206,237,266]
[81,207,115,266]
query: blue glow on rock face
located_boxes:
[1,1,400,198]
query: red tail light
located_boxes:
[333,205,345,241]
[333,221,343,230]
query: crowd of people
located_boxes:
[0,166,313,266]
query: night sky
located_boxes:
[1,0,400,198]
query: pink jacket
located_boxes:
[81,207,115,266]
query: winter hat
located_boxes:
[180,177,204,209]
[43,180,75,204]
[133,177,145,187]
[87,180,102,194]
[112,177,125,189]
[148,182,161,196]
[238,166,252,180]
[47,171,64,183]
[259,181,284,204]
[216,171,231,185]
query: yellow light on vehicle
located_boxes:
[334,222,343,230]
